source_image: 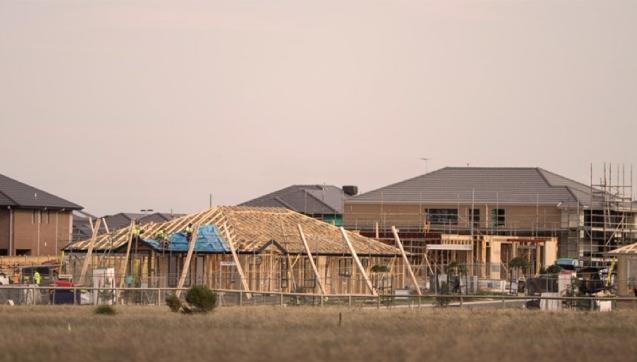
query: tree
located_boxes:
[446,261,467,294]
[508,257,529,294]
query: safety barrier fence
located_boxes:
[1,286,637,310]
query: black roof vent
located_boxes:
[342,185,358,196]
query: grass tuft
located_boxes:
[93,304,116,316]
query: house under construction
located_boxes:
[64,207,406,296]
[343,166,637,281]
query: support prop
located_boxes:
[339,227,377,296]
[176,225,199,297]
[78,218,102,285]
[223,223,252,299]
[391,226,422,296]
[297,224,326,296]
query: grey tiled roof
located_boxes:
[72,211,183,240]
[348,167,595,207]
[240,185,349,214]
[101,212,183,231]
[0,173,82,209]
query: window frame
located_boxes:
[426,208,459,225]
[338,258,353,277]
[491,208,506,228]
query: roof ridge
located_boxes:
[303,189,339,214]
[537,168,591,191]
[0,189,18,206]
[353,167,449,200]
[239,185,303,205]
[445,166,540,170]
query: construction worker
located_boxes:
[184,223,194,242]
[155,228,168,247]
[132,222,142,243]
[33,271,41,286]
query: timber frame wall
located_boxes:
[65,251,405,295]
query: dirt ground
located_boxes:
[2,305,636,362]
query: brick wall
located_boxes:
[0,209,72,256]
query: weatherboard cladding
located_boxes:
[349,167,591,206]
[65,206,399,256]
[0,174,82,209]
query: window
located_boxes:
[16,249,31,256]
[338,258,352,277]
[0,249,7,256]
[32,210,37,224]
[280,259,289,289]
[193,256,205,285]
[168,255,179,287]
[182,257,192,287]
[469,209,480,227]
[491,209,506,228]
[426,209,458,225]
[302,259,316,288]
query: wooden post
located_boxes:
[175,225,198,298]
[535,242,542,276]
[339,227,376,296]
[297,224,326,296]
[391,226,422,296]
[118,222,135,288]
[222,223,252,299]
[78,218,102,285]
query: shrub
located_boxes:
[165,294,182,313]
[509,257,530,272]
[546,264,562,274]
[434,282,451,308]
[185,285,217,313]
[94,304,116,315]
[371,265,389,273]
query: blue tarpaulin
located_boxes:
[144,224,228,253]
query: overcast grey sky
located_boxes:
[1,0,635,216]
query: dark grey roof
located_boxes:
[349,167,597,207]
[101,212,183,231]
[72,212,94,241]
[240,185,349,214]
[0,173,82,210]
[72,211,183,240]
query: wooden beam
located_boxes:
[391,226,422,296]
[78,218,102,285]
[222,223,251,299]
[339,227,376,296]
[175,225,199,297]
[118,221,135,288]
[297,224,326,296]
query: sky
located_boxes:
[1,0,636,216]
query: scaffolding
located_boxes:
[583,163,636,267]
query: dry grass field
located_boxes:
[1,305,636,362]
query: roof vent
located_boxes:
[342,185,358,196]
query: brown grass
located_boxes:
[1,305,636,362]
